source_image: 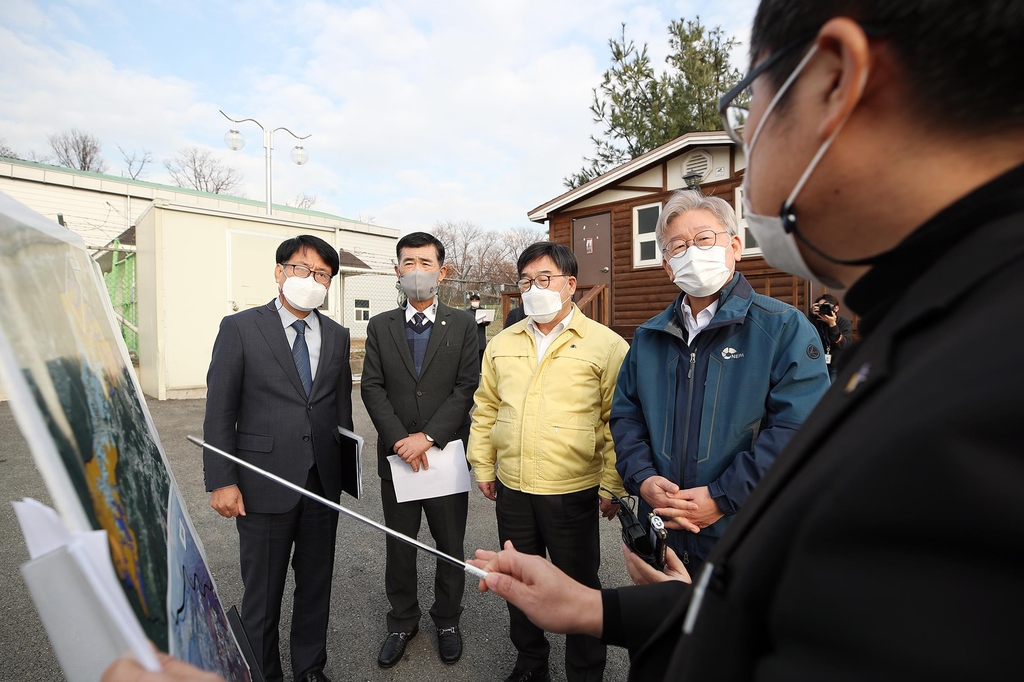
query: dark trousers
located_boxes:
[236,466,339,682]
[496,481,606,681]
[380,477,469,631]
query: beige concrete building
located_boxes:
[0,156,400,401]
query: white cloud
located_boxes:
[0,0,759,233]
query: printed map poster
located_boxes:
[168,489,249,680]
[0,192,249,680]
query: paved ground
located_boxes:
[0,390,633,681]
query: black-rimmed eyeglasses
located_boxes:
[517,274,570,292]
[718,23,886,146]
[281,263,333,285]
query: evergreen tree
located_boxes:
[565,17,745,189]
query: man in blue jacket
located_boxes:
[611,191,829,577]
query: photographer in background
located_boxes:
[809,294,853,380]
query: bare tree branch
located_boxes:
[47,128,108,172]
[118,145,153,180]
[164,146,243,195]
[286,193,318,210]
[0,137,19,160]
[432,221,545,284]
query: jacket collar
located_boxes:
[511,303,587,338]
[847,160,1024,336]
[639,273,753,339]
[387,300,454,378]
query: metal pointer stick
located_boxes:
[188,435,488,580]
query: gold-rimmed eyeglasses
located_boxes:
[662,230,728,259]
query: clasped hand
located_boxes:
[394,432,432,472]
[640,476,723,533]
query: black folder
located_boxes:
[337,426,364,499]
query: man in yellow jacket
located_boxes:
[469,241,629,682]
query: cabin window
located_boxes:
[735,187,762,257]
[632,202,662,268]
[355,299,370,321]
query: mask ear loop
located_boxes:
[780,65,878,267]
[747,45,821,152]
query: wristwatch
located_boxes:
[424,434,434,443]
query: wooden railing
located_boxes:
[502,284,611,327]
[500,290,522,326]
[576,283,610,326]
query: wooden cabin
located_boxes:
[524,131,844,341]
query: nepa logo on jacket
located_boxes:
[722,347,745,360]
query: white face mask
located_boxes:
[741,45,864,286]
[398,268,440,302]
[470,301,480,309]
[667,245,733,297]
[282,274,327,311]
[522,279,569,324]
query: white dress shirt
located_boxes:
[404,298,438,324]
[276,297,322,380]
[528,306,574,364]
[680,296,719,344]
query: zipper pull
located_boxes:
[682,550,690,564]
[687,351,696,380]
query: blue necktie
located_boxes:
[291,320,313,397]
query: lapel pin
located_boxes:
[844,362,871,394]
[441,320,446,325]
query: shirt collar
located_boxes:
[846,161,1024,336]
[405,298,438,323]
[527,305,574,338]
[275,296,319,330]
[680,296,719,323]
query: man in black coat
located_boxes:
[204,235,352,682]
[808,293,853,380]
[465,293,490,363]
[361,232,479,668]
[469,1,1024,679]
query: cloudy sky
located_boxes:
[0,0,758,233]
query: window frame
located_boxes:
[632,201,663,269]
[354,298,370,321]
[735,187,762,257]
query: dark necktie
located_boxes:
[291,320,313,397]
[413,312,429,332]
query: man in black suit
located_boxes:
[203,235,352,682]
[469,1,1024,679]
[466,293,490,363]
[360,232,479,668]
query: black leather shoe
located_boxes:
[437,625,463,664]
[297,670,332,682]
[378,626,418,668]
[503,667,550,682]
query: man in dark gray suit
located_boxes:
[203,234,353,682]
[360,232,479,669]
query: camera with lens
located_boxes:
[818,302,835,317]
[603,489,668,570]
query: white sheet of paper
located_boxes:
[386,439,472,503]
[12,498,161,674]
[475,308,495,323]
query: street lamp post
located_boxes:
[219,109,310,216]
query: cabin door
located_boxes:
[573,212,612,296]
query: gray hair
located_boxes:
[655,190,739,254]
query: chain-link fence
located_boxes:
[336,269,516,376]
[95,244,138,361]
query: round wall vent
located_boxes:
[682,149,713,181]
